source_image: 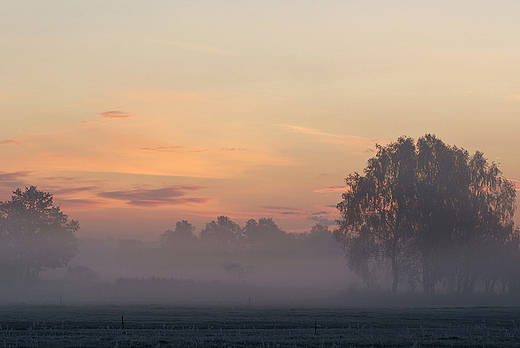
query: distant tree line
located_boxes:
[114,216,342,283]
[336,134,518,296]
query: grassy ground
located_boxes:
[1,305,520,347]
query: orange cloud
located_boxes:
[141,146,183,151]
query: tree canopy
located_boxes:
[0,186,79,279]
[336,135,517,294]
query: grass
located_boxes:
[1,305,520,347]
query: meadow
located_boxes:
[1,305,520,347]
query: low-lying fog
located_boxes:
[1,218,361,306]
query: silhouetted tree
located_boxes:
[0,186,79,279]
[336,137,417,292]
[242,218,288,255]
[336,135,516,294]
[159,220,199,265]
[161,220,197,247]
[414,135,516,295]
[199,216,243,254]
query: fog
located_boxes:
[2,213,520,308]
[0,217,364,307]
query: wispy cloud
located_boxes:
[147,38,239,57]
[141,146,183,151]
[259,205,301,211]
[98,110,136,119]
[313,185,349,193]
[51,186,99,195]
[221,148,247,151]
[0,140,23,146]
[257,205,338,226]
[52,198,102,210]
[280,124,377,145]
[98,186,210,207]
[0,171,31,185]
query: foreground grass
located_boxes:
[1,305,519,347]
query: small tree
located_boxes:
[0,186,79,279]
[220,261,254,283]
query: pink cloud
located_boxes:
[313,185,349,193]
[0,140,22,146]
[98,110,135,119]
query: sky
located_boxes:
[1,1,519,240]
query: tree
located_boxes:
[161,220,197,247]
[220,261,254,283]
[336,136,417,292]
[199,216,243,254]
[336,135,516,294]
[300,224,343,257]
[242,218,288,254]
[0,186,79,279]
[159,220,198,265]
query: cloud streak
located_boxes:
[98,110,136,119]
[280,124,377,145]
[0,140,23,146]
[313,185,349,193]
[0,171,32,185]
[98,186,210,207]
[141,146,183,151]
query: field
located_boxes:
[1,305,520,347]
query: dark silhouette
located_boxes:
[336,134,517,294]
[161,220,197,246]
[242,218,289,256]
[0,186,79,279]
[199,215,244,255]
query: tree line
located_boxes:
[114,216,341,280]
